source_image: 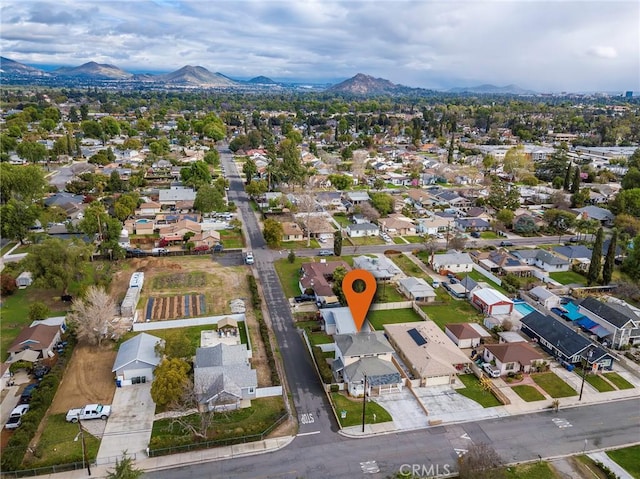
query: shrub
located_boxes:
[312,346,333,384]
[0,274,17,296]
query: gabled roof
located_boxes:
[484,342,543,364]
[112,333,162,372]
[398,277,436,297]
[446,323,482,340]
[195,343,248,368]
[8,324,60,353]
[343,357,401,386]
[335,332,394,358]
[580,297,635,328]
[535,250,569,266]
[553,245,592,260]
[521,311,591,357]
[431,251,474,266]
[473,288,513,305]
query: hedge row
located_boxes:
[247,275,280,386]
[312,346,333,384]
[1,335,76,472]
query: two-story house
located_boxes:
[578,297,640,349]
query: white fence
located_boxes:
[255,386,283,398]
[370,301,414,310]
[472,264,502,285]
[132,313,246,331]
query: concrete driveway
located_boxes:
[372,389,429,430]
[412,385,509,423]
[96,383,155,465]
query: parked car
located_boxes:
[470,231,481,238]
[317,250,334,256]
[499,241,514,247]
[66,404,111,422]
[32,364,51,379]
[126,248,148,257]
[294,294,315,303]
[151,247,168,255]
[212,243,224,253]
[5,404,29,430]
[20,383,38,404]
[193,245,210,253]
[244,251,254,264]
[482,363,501,378]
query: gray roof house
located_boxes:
[194,344,257,411]
[353,254,403,281]
[430,251,474,274]
[533,250,570,272]
[158,186,197,206]
[346,222,380,238]
[573,206,615,226]
[578,297,640,349]
[398,277,436,302]
[112,333,162,385]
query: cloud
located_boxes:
[587,46,618,59]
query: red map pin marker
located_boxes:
[343,269,377,332]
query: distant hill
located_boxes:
[159,65,237,86]
[448,84,535,95]
[327,73,399,95]
[0,57,50,76]
[248,75,276,85]
[54,61,133,79]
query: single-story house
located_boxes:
[455,218,491,232]
[578,297,640,349]
[321,307,370,336]
[281,222,305,242]
[346,222,380,238]
[445,323,489,348]
[158,186,197,206]
[16,272,33,289]
[482,342,544,376]
[345,191,370,204]
[471,288,514,316]
[379,215,416,236]
[7,324,62,362]
[520,311,615,370]
[398,277,436,302]
[194,343,257,411]
[342,357,403,397]
[136,201,162,216]
[384,321,471,387]
[353,255,403,281]
[299,261,351,297]
[191,229,221,249]
[527,286,561,310]
[430,251,474,274]
[533,250,570,273]
[573,205,615,226]
[112,333,163,385]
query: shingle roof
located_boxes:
[580,297,634,329]
[8,324,60,353]
[446,323,482,340]
[343,357,401,386]
[335,332,394,357]
[112,333,162,372]
[484,342,543,364]
[521,311,591,357]
[535,250,569,266]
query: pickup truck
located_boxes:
[66,404,111,423]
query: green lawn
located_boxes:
[349,236,386,246]
[281,239,320,250]
[150,397,287,451]
[606,445,640,478]
[603,372,634,390]
[308,332,334,346]
[574,369,615,392]
[456,374,502,407]
[512,385,546,402]
[219,229,244,248]
[387,254,429,279]
[531,372,577,398]
[549,271,587,285]
[331,393,392,428]
[393,237,408,245]
[402,235,424,244]
[1,241,16,255]
[480,231,500,239]
[504,461,560,479]
[25,414,101,468]
[374,283,406,303]
[367,308,423,331]
[333,214,351,228]
[274,257,305,298]
[420,302,484,330]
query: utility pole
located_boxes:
[579,348,594,401]
[361,374,367,433]
[76,415,91,476]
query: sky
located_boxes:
[1,0,639,92]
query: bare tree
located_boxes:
[297,194,316,247]
[68,286,116,346]
[457,443,505,479]
[359,202,380,222]
[449,235,467,251]
[168,378,222,441]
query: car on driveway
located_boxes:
[20,383,38,404]
[482,363,501,378]
[294,294,315,303]
[32,364,51,379]
[317,250,334,256]
[5,404,29,430]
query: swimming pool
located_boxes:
[514,301,536,316]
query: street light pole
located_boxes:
[579,348,594,401]
[76,415,91,476]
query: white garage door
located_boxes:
[425,375,450,386]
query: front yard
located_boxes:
[531,372,577,398]
[219,228,244,249]
[348,236,386,246]
[274,257,305,299]
[603,372,634,390]
[511,384,546,402]
[330,393,392,428]
[456,374,502,407]
[606,445,640,479]
[574,369,615,392]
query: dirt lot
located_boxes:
[50,345,117,413]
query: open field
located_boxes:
[388,253,428,279]
[420,303,484,330]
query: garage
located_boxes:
[424,375,451,387]
[471,288,514,316]
[112,333,162,386]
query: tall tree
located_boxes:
[68,286,117,346]
[563,163,572,191]
[602,230,617,285]
[263,218,284,247]
[0,199,40,244]
[25,238,93,293]
[571,166,581,194]
[150,358,190,408]
[587,227,604,285]
[242,158,258,183]
[333,230,343,257]
[194,185,225,214]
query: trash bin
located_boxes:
[116,380,121,387]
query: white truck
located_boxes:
[66,404,111,422]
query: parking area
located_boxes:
[371,389,429,430]
[96,383,155,465]
[412,385,509,423]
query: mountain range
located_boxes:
[0,57,534,95]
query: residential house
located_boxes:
[112,333,162,386]
[158,219,202,242]
[320,307,369,335]
[578,297,640,349]
[455,217,491,232]
[7,324,62,362]
[333,332,400,396]
[520,311,615,369]
[430,251,474,274]
[302,216,335,239]
[513,214,540,235]
[281,222,305,242]
[573,205,615,227]
[136,201,162,217]
[433,190,471,208]
[534,250,571,273]
[158,186,197,206]
[345,191,370,205]
[316,192,343,210]
[398,277,436,302]
[194,343,257,411]
[191,229,221,249]
[384,321,471,387]
[482,342,544,375]
[473,250,532,277]
[471,288,514,316]
[346,222,380,238]
[379,215,416,236]
[527,286,561,310]
[416,216,450,236]
[353,255,404,281]
[553,245,592,272]
[300,261,351,298]
[445,323,490,348]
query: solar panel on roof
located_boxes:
[408,328,427,346]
